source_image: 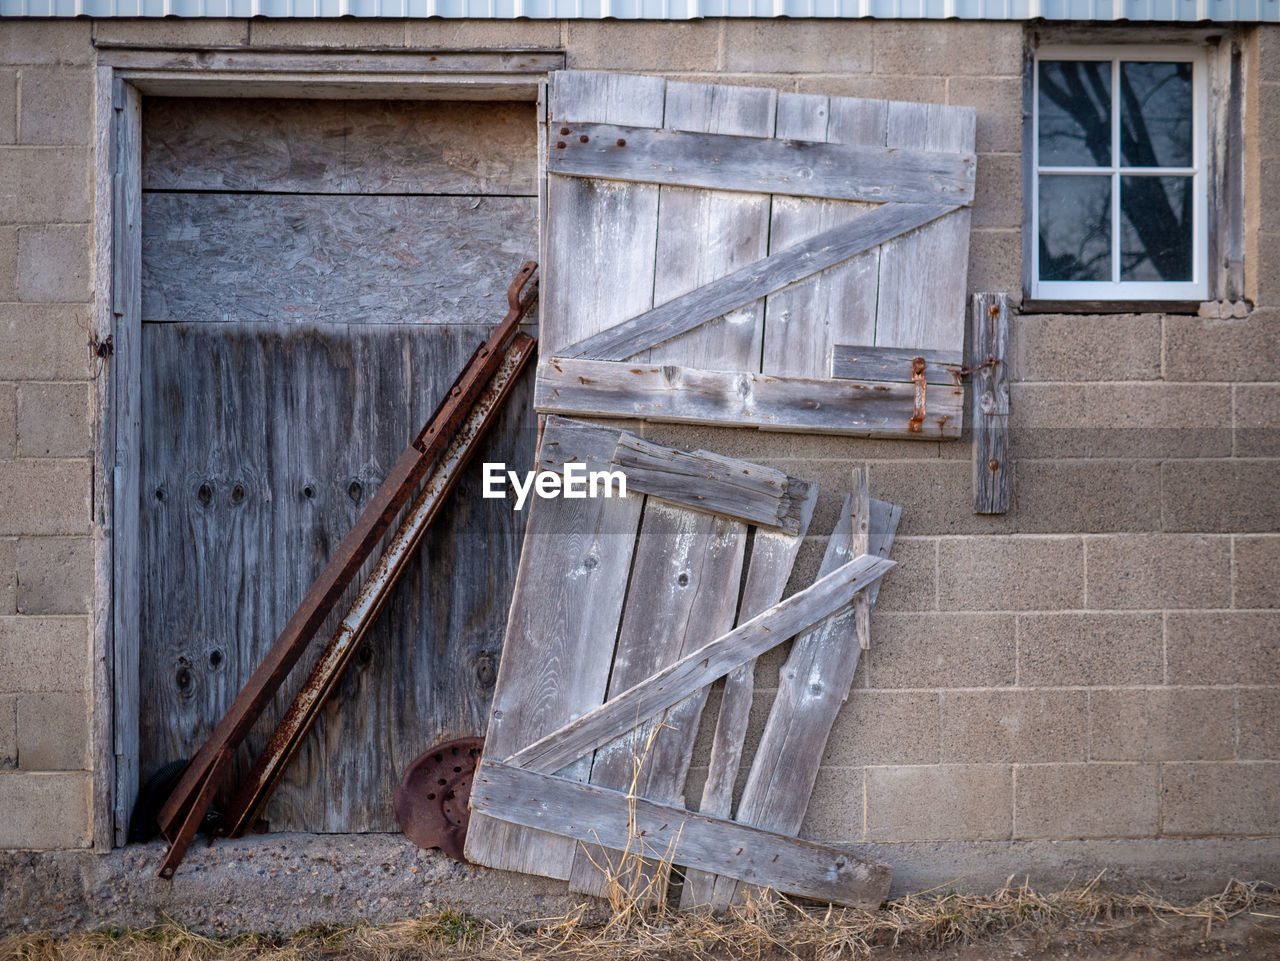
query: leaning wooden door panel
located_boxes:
[138,322,535,832]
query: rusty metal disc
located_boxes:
[393,736,485,862]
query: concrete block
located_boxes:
[867,612,1016,688]
[1163,310,1280,382]
[0,227,17,300]
[947,76,1022,153]
[0,383,13,458]
[17,225,90,304]
[248,19,405,48]
[869,537,936,613]
[1166,612,1280,685]
[799,767,863,842]
[565,21,720,72]
[1084,534,1232,610]
[17,382,90,457]
[1015,764,1159,840]
[404,20,562,49]
[1161,460,1280,534]
[17,67,91,147]
[0,22,92,66]
[868,459,1012,536]
[796,75,946,104]
[1010,383,1232,459]
[1261,29,1280,83]
[0,770,90,848]
[1018,613,1162,686]
[1262,162,1280,234]
[866,764,1012,841]
[0,460,89,536]
[0,304,91,381]
[873,21,1022,78]
[0,694,13,768]
[937,536,1083,612]
[1257,231,1280,308]
[1233,384,1280,457]
[92,19,250,46]
[0,538,12,615]
[966,228,1021,298]
[1089,689,1235,762]
[941,690,1088,763]
[789,432,943,461]
[1233,535,1280,609]
[1259,83,1280,159]
[0,616,87,693]
[15,692,85,770]
[1013,460,1162,534]
[970,153,1021,230]
[1237,690,1280,760]
[723,21,872,74]
[16,536,92,615]
[0,71,15,144]
[1012,313,1162,382]
[641,421,789,465]
[1162,762,1280,837]
[0,148,90,224]
[822,690,940,766]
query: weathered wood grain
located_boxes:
[98,48,565,76]
[138,322,535,832]
[714,493,901,909]
[556,202,957,362]
[680,482,819,909]
[505,551,896,776]
[548,122,976,206]
[142,99,538,196]
[535,359,964,439]
[567,501,746,899]
[831,344,963,385]
[971,293,1012,514]
[543,70,665,354]
[463,417,645,879]
[646,80,775,370]
[141,193,537,326]
[611,434,806,534]
[473,760,892,909]
[874,102,976,351]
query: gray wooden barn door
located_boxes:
[137,98,538,832]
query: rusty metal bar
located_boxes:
[221,333,536,839]
[907,355,927,434]
[156,262,538,876]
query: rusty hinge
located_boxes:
[907,356,927,433]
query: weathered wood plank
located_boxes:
[141,193,537,326]
[611,434,807,534]
[474,760,891,909]
[680,482,819,909]
[713,493,901,909]
[543,70,666,354]
[535,359,964,440]
[567,501,746,899]
[142,99,538,196]
[463,417,645,879]
[971,293,1012,514]
[831,344,964,386]
[98,47,564,76]
[556,202,957,362]
[761,94,885,379]
[548,122,976,206]
[138,322,535,833]
[646,80,775,370]
[874,102,976,352]
[505,551,896,776]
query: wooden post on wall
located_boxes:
[971,293,1011,514]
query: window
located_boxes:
[1031,45,1208,302]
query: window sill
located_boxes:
[1019,299,1205,316]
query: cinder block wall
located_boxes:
[0,17,1275,871]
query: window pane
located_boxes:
[1038,60,1112,167]
[1120,62,1193,168]
[1120,175,1193,282]
[1039,174,1112,282]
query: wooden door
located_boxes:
[137,98,538,832]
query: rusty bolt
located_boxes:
[579,134,589,143]
[559,126,570,135]
[555,141,566,149]
[616,138,626,147]
[988,304,1000,318]
[988,458,1000,472]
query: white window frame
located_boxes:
[1031,44,1209,302]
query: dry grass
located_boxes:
[4,876,1277,961]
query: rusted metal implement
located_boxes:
[393,736,486,862]
[156,262,539,879]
